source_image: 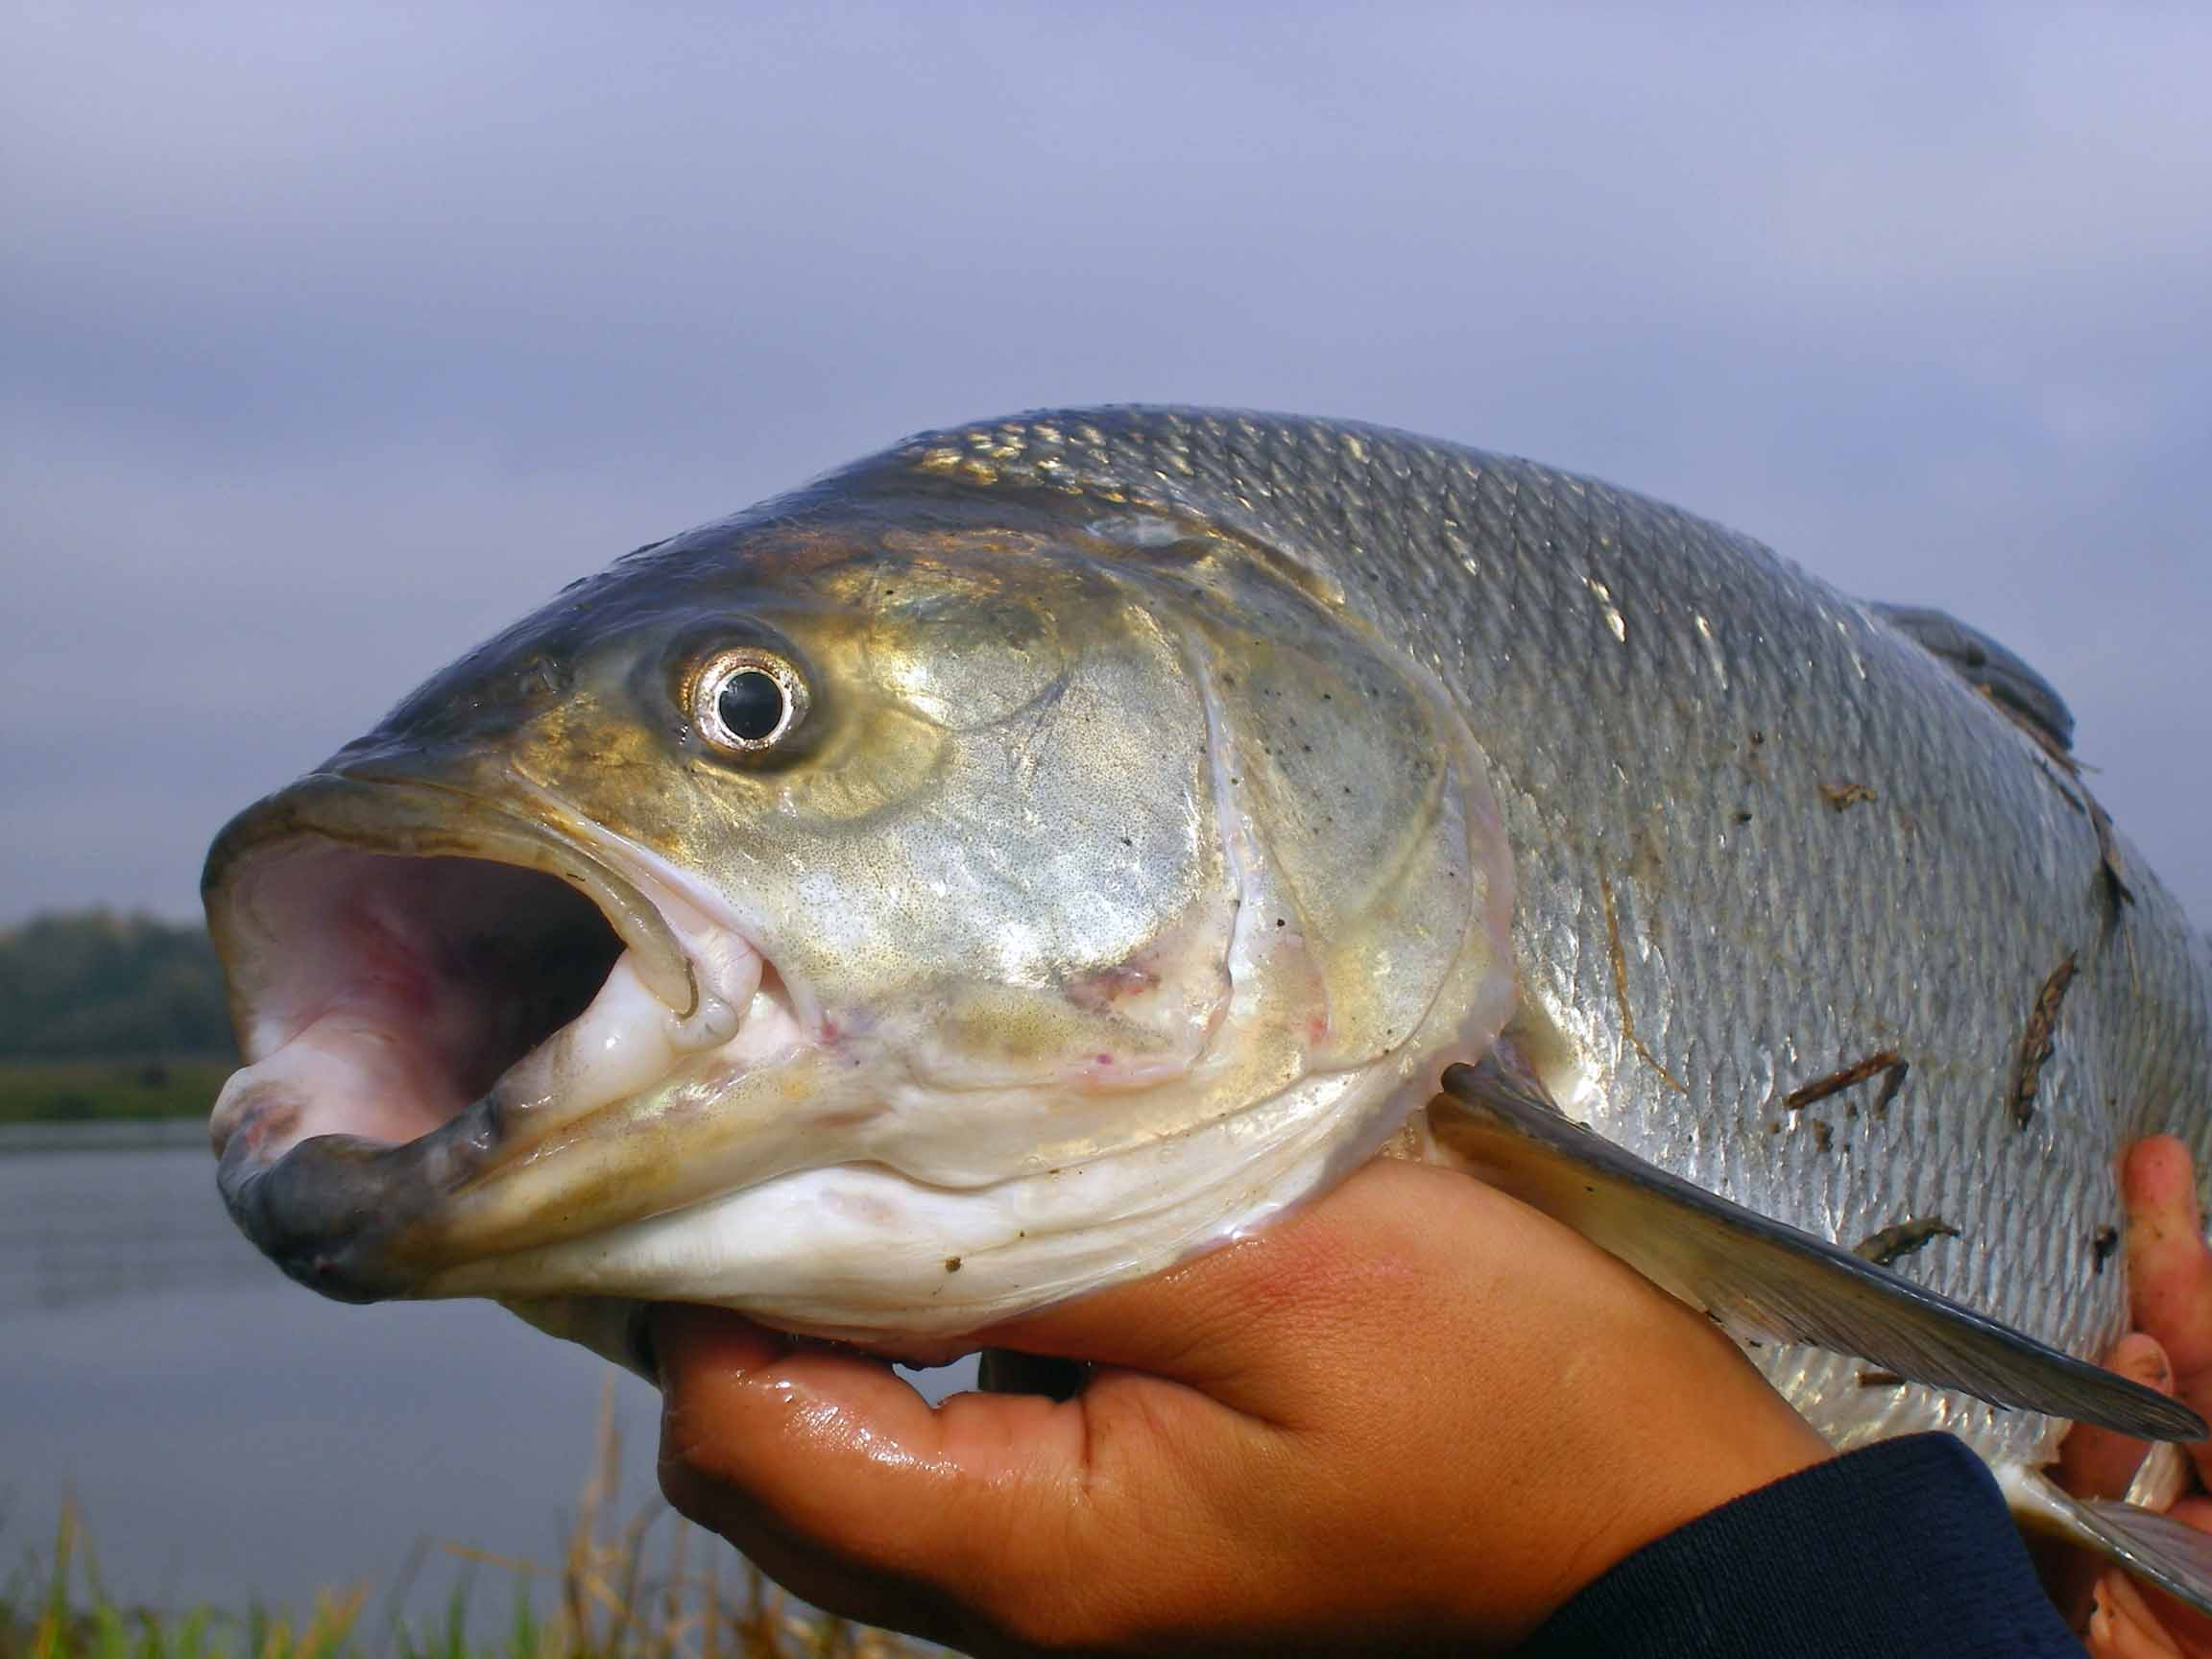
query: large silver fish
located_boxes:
[204,407,2212,1603]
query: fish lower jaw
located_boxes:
[211,966,806,1303]
[421,1048,1441,1338]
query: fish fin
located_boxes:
[2010,1468,2212,1618]
[1431,1053,2205,1441]
[1870,601,2077,755]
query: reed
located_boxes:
[2,1387,926,1659]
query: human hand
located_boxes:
[2054,1138,2212,1658]
[652,1157,1831,1657]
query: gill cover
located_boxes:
[1101,521,1507,1077]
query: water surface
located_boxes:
[1,1129,970,1620]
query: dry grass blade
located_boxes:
[2,1382,937,1659]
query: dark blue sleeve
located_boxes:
[1517,1433,2080,1657]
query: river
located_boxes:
[0,1125,972,1623]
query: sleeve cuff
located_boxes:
[1517,1432,2080,1657]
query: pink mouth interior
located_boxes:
[220,843,626,1153]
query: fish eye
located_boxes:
[691,649,808,755]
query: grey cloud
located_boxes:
[3,2,2207,921]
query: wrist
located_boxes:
[1480,1323,1835,1642]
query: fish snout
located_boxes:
[216,1095,499,1303]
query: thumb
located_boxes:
[2056,1334,2174,1503]
[2124,1137,2212,1491]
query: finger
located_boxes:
[655,1300,1090,1536]
[652,1301,1255,1646]
[2090,1572,2187,1659]
[2170,1497,2212,1527]
[651,1304,1048,1645]
[2059,1334,2175,1501]
[2085,1500,2212,1659]
[2050,1335,2180,1626]
[2125,1139,2212,1486]
[2133,1498,2212,1658]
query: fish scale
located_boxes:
[871,405,2212,1473]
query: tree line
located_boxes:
[0,909,237,1060]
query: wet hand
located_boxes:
[2056,1139,2212,1657]
[652,1158,1831,1657]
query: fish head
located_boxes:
[205,491,1515,1337]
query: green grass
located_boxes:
[2,1392,928,1659]
[0,1057,232,1126]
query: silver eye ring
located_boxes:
[691,648,809,755]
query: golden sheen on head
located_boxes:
[201,488,1514,1338]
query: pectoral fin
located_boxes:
[1430,1053,2204,1442]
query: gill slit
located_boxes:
[1189,639,1266,1037]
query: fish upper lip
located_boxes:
[204,770,699,1022]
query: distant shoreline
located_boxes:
[0,1116,211,1154]
[0,1053,229,1131]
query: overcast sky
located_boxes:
[4,4,2207,927]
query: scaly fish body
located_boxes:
[886,411,2212,1478]
[205,407,2212,1566]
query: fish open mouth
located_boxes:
[204,773,796,1302]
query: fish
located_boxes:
[204,405,2212,1607]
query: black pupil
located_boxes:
[717,669,785,742]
